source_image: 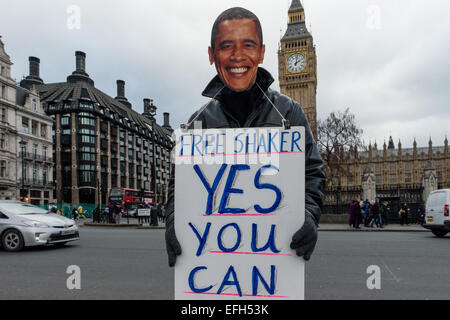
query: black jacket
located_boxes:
[166,68,325,223]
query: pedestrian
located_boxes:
[354,200,362,228]
[399,202,409,226]
[349,200,356,228]
[150,204,158,226]
[78,205,84,218]
[72,206,79,220]
[369,199,382,228]
[417,202,425,225]
[164,7,325,267]
[115,205,121,225]
[104,206,109,224]
[381,201,389,226]
[93,206,100,223]
[363,199,371,227]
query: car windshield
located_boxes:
[0,202,48,216]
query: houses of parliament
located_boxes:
[279,0,449,213]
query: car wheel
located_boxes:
[431,230,448,238]
[2,229,25,252]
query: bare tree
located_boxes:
[317,108,365,189]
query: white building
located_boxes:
[0,36,54,204]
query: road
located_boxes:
[0,227,449,300]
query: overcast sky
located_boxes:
[1,0,449,148]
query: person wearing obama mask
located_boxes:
[165,7,325,266]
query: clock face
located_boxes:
[286,53,306,73]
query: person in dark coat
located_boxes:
[400,202,409,226]
[369,199,382,228]
[72,206,78,220]
[349,200,356,227]
[381,201,390,226]
[150,204,158,226]
[353,200,362,228]
[164,7,325,267]
[417,203,425,225]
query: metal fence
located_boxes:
[36,203,106,219]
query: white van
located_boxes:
[423,189,450,237]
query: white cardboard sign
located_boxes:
[137,209,151,217]
[174,127,305,300]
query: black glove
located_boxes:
[290,210,318,261]
[165,211,182,267]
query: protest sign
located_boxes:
[174,126,305,300]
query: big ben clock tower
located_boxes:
[279,0,318,139]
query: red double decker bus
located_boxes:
[108,187,155,207]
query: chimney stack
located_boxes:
[162,112,173,133]
[116,80,125,98]
[75,51,86,74]
[115,80,131,108]
[143,98,157,119]
[67,50,94,85]
[29,57,40,78]
[20,56,44,90]
[163,112,170,127]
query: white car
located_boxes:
[423,189,450,237]
[0,201,79,252]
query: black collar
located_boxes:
[201,67,275,100]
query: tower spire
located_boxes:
[289,0,304,11]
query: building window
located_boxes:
[0,108,6,122]
[61,117,70,126]
[1,85,5,98]
[81,135,96,144]
[390,174,396,184]
[405,173,411,183]
[376,174,382,185]
[41,125,47,138]
[0,133,5,149]
[0,161,6,177]
[32,99,37,111]
[43,167,47,183]
[33,144,38,157]
[80,153,96,161]
[32,165,38,183]
[80,101,94,110]
[43,146,47,159]
[79,117,96,126]
[31,121,38,136]
[22,118,29,133]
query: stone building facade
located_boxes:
[324,136,450,215]
[20,50,173,205]
[0,36,18,200]
[0,37,54,204]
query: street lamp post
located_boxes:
[149,101,157,206]
[19,140,27,201]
